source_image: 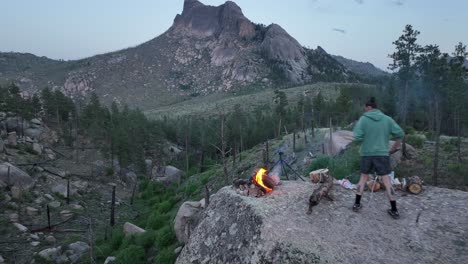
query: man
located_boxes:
[352,97,404,219]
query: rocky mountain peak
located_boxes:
[172,0,254,39]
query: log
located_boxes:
[366,180,381,192]
[307,172,334,214]
[407,176,423,194]
[309,169,329,184]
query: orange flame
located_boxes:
[254,168,273,193]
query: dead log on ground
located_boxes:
[406,176,423,194]
[307,171,334,214]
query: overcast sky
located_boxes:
[1,0,467,70]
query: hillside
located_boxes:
[331,54,389,78]
[0,0,377,110]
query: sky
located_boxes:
[1,0,467,70]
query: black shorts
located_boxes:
[360,156,391,176]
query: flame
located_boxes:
[254,168,273,193]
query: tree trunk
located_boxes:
[407,176,423,194]
[293,132,296,153]
[220,115,229,185]
[199,149,205,173]
[311,110,315,138]
[433,99,441,186]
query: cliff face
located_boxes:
[176,181,468,264]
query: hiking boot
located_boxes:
[387,209,400,219]
[352,203,362,212]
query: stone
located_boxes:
[0,255,4,263]
[68,241,90,260]
[60,210,74,221]
[7,132,17,146]
[44,193,54,200]
[13,223,28,232]
[30,118,42,127]
[38,247,62,262]
[11,186,21,199]
[174,201,203,244]
[24,128,43,139]
[9,213,19,223]
[46,236,57,244]
[34,197,45,204]
[123,222,146,236]
[26,206,39,216]
[32,142,43,154]
[71,204,84,210]
[52,183,76,198]
[48,201,61,208]
[0,162,34,190]
[153,165,183,185]
[176,182,468,264]
[30,233,40,240]
[31,241,40,247]
[104,256,116,264]
[4,193,11,202]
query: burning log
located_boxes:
[233,168,277,197]
[406,176,423,194]
[307,170,334,214]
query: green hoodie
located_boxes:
[353,109,404,156]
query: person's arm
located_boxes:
[353,117,364,142]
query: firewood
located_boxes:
[309,168,329,184]
[307,173,334,214]
[366,180,381,192]
[407,176,423,194]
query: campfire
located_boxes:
[233,168,277,197]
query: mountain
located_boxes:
[1,0,364,109]
[331,55,389,78]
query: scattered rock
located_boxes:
[34,197,45,204]
[11,186,22,199]
[0,255,4,263]
[60,210,73,221]
[52,183,76,198]
[46,236,56,244]
[31,241,40,247]
[7,201,19,209]
[7,132,17,147]
[71,204,84,210]
[153,165,183,185]
[0,162,34,190]
[13,223,28,232]
[44,194,54,200]
[9,213,19,223]
[104,256,116,264]
[4,193,11,202]
[174,201,203,244]
[30,233,40,240]
[32,142,43,154]
[123,222,146,236]
[38,247,62,262]
[26,206,39,216]
[48,201,61,208]
[67,241,90,263]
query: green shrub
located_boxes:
[119,235,136,250]
[156,226,176,248]
[185,182,200,196]
[406,134,424,149]
[154,246,177,264]
[405,126,416,135]
[106,168,114,176]
[158,200,173,214]
[110,230,125,250]
[116,245,145,264]
[307,156,331,172]
[146,212,168,230]
[136,230,157,250]
[95,243,113,260]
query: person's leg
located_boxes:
[354,157,372,211]
[375,156,399,218]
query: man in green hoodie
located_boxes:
[352,97,404,219]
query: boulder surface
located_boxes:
[176,181,468,264]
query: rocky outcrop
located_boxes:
[176,181,468,264]
[0,162,34,190]
[174,200,204,244]
[153,165,183,185]
[123,222,146,236]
